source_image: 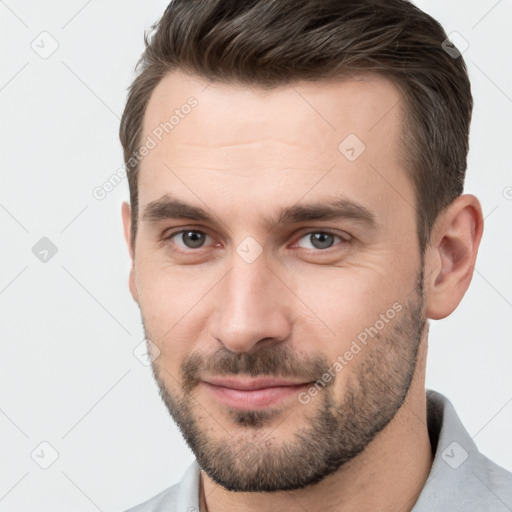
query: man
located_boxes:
[119,0,512,511]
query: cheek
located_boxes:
[134,259,219,360]
[290,266,402,355]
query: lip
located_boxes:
[201,377,311,410]
[204,376,309,390]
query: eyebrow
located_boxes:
[142,194,379,231]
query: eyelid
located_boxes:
[163,224,211,236]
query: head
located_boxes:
[120,0,483,492]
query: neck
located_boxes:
[201,337,433,512]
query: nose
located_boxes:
[208,253,293,354]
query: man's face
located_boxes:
[125,70,428,491]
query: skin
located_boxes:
[121,69,483,512]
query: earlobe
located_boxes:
[425,194,484,320]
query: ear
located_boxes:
[424,194,484,319]
[121,201,139,304]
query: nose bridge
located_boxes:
[228,254,271,314]
[210,250,291,353]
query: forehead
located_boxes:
[138,69,414,231]
[142,69,405,155]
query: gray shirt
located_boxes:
[124,389,512,511]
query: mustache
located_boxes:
[179,345,331,393]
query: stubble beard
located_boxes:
[145,268,427,492]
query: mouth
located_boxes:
[201,376,312,410]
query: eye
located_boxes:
[296,231,347,250]
[167,229,213,249]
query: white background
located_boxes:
[0,1,511,510]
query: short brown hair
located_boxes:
[119,0,472,255]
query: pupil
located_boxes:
[184,231,204,248]
[311,232,333,249]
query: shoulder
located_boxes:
[414,390,512,511]
[472,451,512,501]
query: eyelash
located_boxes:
[162,227,351,254]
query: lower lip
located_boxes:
[202,382,311,410]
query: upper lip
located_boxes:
[203,377,310,391]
